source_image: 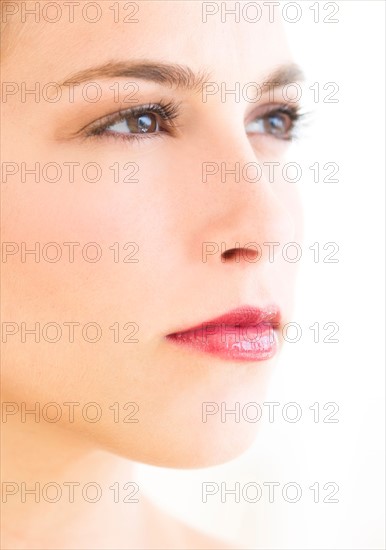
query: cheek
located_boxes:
[290,186,304,242]
[1,145,164,301]
[275,172,304,239]
[267,178,303,315]
[275,173,304,267]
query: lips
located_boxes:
[166,305,281,362]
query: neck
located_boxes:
[1,415,160,548]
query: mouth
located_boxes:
[165,305,281,362]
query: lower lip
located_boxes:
[166,323,278,362]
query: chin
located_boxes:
[92,418,260,469]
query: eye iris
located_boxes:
[266,112,291,136]
[127,113,158,133]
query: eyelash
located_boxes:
[84,100,179,143]
[250,103,303,141]
[84,100,304,143]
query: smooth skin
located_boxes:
[1,1,303,547]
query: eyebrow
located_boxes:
[59,61,211,93]
[58,60,304,93]
[263,64,304,88]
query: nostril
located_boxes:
[221,248,238,261]
[221,246,259,263]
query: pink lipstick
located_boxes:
[166,306,280,361]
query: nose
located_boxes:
[186,131,297,267]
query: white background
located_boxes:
[135,2,385,548]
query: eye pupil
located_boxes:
[266,113,290,135]
[269,115,283,129]
[113,112,159,134]
[245,108,296,140]
[136,114,157,133]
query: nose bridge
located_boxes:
[201,135,289,225]
[196,133,295,256]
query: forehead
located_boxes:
[1,0,291,83]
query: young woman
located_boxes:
[1,1,305,547]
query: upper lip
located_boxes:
[167,305,281,336]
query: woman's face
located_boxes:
[1,1,303,467]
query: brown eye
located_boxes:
[108,112,160,134]
[264,111,293,137]
[246,108,297,140]
[83,101,180,143]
